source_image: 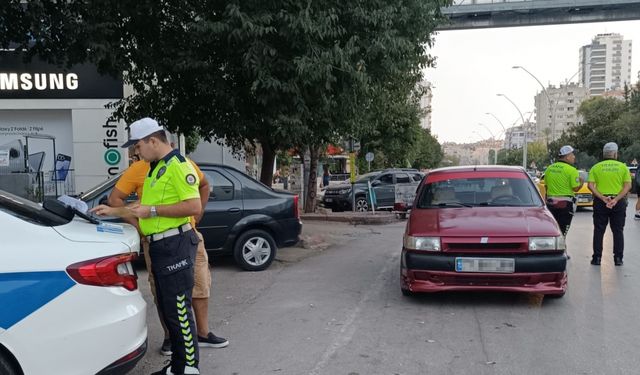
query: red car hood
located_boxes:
[407,206,560,237]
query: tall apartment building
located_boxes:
[504,122,536,150]
[534,83,588,141]
[417,80,432,130]
[579,33,632,96]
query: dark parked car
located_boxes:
[401,165,567,298]
[80,163,302,271]
[322,169,423,212]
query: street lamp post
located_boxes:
[485,112,507,134]
[476,126,498,165]
[478,123,496,139]
[512,65,555,141]
[497,93,528,169]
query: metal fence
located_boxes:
[0,170,76,202]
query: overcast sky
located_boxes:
[425,20,640,143]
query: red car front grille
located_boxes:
[446,243,522,251]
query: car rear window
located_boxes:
[417,174,542,208]
[0,189,70,226]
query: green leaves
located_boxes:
[0,0,451,182]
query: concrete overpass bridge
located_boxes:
[439,0,640,30]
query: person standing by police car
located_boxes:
[110,137,228,357]
[544,145,583,241]
[588,142,631,267]
[92,118,201,375]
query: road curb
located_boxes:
[301,212,398,225]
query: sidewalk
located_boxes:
[277,221,382,263]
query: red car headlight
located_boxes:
[404,235,441,251]
[529,236,566,251]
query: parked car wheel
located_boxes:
[355,196,369,212]
[234,229,277,271]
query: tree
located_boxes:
[1,0,452,212]
[570,97,627,157]
[411,129,443,169]
[527,141,548,171]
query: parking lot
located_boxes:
[130,205,640,375]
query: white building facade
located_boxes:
[417,80,432,130]
[504,122,536,150]
[579,33,632,96]
[0,52,243,200]
[534,83,589,141]
[0,53,128,197]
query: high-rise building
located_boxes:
[504,122,535,151]
[579,33,632,96]
[534,83,589,141]
[417,80,432,130]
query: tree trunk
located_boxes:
[304,145,320,213]
[259,140,276,187]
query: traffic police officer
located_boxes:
[544,145,583,238]
[587,142,631,266]
[92,117,201,375]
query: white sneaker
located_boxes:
[635,210,640,220]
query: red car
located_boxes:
[401,166,567,298]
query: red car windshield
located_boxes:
[417,174,543,208]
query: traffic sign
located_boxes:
[365,152,374,162]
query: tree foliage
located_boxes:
[411,128,444,169]
[1,0,451,211]
[561,82,640,167]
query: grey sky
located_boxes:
[425,20,640,143]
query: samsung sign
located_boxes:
[1,73,79,91]
[0,53,123,99]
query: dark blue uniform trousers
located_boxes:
[150,229,200,373]
[592,197,627,260]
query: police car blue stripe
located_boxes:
[0,271,75,330]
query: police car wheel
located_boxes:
[0,351,20,375]
[234,229,277,271]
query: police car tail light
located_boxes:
[67,253,138,291]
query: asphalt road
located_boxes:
[130,203,640,375]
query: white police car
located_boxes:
[0,190,147,375]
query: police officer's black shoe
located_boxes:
[614,257,623,266]
[590,257,601,266]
